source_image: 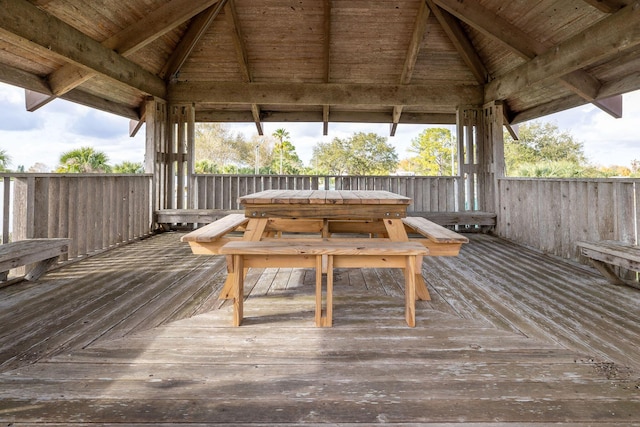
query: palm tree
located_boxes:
[56,146,111,173]
[0,149,11,172]
[112,161,144,174]
[272,128,290,175]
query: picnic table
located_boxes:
[182,190,467,326]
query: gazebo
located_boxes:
[0,0,639,424]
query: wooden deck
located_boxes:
[0,232,639,425]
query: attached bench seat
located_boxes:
[576,240,640,289]
[220,239,429,327]
[403,216,469,256]
[0,238,71,283]
[180,213,249,254]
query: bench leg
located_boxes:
[414,255,431,301]
[25,257,59,281]
[315,255,333,327]
[590,259,626,286]
[231,255,244,326]
[405,255,417,327]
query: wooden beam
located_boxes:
[582,0,627,13]
[161,1,227,80]
[196,109,457,125]
[0,0,166,98]
[433,0,622,117]
[485,2,640,103]
[425,0,488,84]
[322,105,330,135]
[170,82,483,106]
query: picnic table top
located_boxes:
[238,190,412,206]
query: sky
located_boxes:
[0,81,639,172]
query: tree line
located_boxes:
[1,122,638,178]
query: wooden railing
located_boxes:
[497,178,639,261]
[189,174,460,213]
[1,174,153,260]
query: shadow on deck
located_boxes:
[0,232,639,424]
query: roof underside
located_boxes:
[1,0,639,134]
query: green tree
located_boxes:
[113,161,144,174]
[405,128,455,176]
[270,139,303,174]
[504,121,587,176]
[56,147,111,173]
[311,132,398,175]
[195,123,252,171]
[0,149,11,172]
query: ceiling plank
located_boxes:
[161,1,227,81]
[484,2,640,103]
[0,0,166,98]
[581,0,627,13]
[425,0,488,85]
[433,0,621,117]
[393,0,431,136]
[170,82,483,106]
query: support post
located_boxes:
[456,102,504,214]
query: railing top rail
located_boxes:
[499,177,639,183]
[0,173,152,178]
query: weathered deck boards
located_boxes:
[0,232,639,424]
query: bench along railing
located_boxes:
[189,174,460,213]
[1,174,153,260]
[159,174,498,228]
[497,178,639,263]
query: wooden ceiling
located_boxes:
[1,0,639,135]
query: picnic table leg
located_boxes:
[232,254,244,326]
[384,219,430,301]
[315,255,333,327]
[405,255,417,327]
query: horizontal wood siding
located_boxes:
[191,175,458,213]
[6,174,153,260]
[497,178,639,261]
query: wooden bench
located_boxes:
[180,213,249,254]
[156,209,242,230]
[219,239,429,327]
[0,238,71,283]
[576,240,640,289]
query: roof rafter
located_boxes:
[28,0,221,111]
[225,0,262,135]
[160,2,227,81]
[425,0,488,84]
[433,0,622,118]
[0,0,166,100]
[0,63,140,119]
[485,1,640,104]
[391,0,431,137]
[322,0,331,135]
[426,0,519,138]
